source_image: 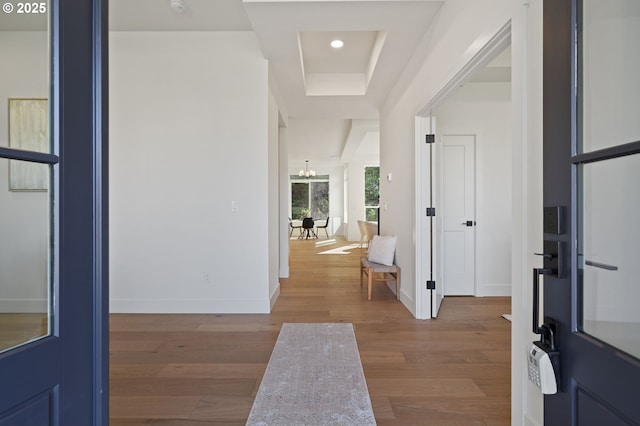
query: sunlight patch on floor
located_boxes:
[315,239,337,247]
[318,243,362,255]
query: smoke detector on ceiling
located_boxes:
[170,0,185,14]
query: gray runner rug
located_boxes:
[246,323,376,425]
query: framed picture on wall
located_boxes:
[8,98,49,191]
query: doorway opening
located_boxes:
[416,23,512,319]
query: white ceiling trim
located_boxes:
[417,20,512,116]
[341,119,380,162]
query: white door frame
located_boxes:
[414,23,511,320]
[415,116,435,319]
[413,10,546,424]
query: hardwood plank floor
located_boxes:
[110,236,511,425]
[0,313,47,352]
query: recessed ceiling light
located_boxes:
[170,0,185,13]
[330,40,344,49]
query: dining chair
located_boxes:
[316,217,330,238]
[301,217,317,239]
[288,217,303,237]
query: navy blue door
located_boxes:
[542,0,640,424]
[0,0,108,424]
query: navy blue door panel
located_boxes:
[0,0,108,424]
[0,340,60,415]
[0,390,54,426]
[577,388,635,426]
[542,0,640,424]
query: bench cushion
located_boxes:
[361,257,398,273]
[367,235,397,266]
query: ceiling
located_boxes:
[109,0,445,121]
[242,0,444,119]
[2,1,510,168]
[107,0,450,168]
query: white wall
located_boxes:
[0,32,49,313]
[286,118,350,165]
[327,165,345,236]
[435,82,512,297]
[278,126,290,278]
[268,92,280,307]
[109,31,271,313]
[380,0,514,313]
[380,1,544,424]
[514,2,545,423]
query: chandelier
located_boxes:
[298,160,316,178]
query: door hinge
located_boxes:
[426,207,436,217]
[425,134,435,144]
[426,280,436,290]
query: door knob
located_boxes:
[534,252,554,260]
[460,220,475,226]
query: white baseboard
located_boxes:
[397,289,426,320]
[0,299,47,313]
[270,282,281,310]
[279,266,290,278]
[477,283,512,297]
[109,298,271,314]
[525,414,543,426]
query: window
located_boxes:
[364,167,379,221]
[290,175,329,220]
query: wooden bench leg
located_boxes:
[367,268,373,300]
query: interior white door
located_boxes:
[441,135,475,295]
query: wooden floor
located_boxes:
[110,236,511,425]
[0,313,47,353]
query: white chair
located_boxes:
[363,221,377,249]
[357,220,368,248]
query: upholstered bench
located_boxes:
[360,257,400,301]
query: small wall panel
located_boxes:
[0,390,53,426]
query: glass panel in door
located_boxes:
[0,4,53,354]
[579,154,640,359]
[579,0,640,152]
[578,0,640,360]
[0,159,51,353]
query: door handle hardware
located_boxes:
[531,267,562,392]
[585,260,618,271]
[535,241,562,278]
[459,221,475,226]
[533,268,557,351]
[534,252,555,260]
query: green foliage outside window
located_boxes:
[291,180,329,220]
[365,207,379,221]
[365,167,379,221]
[291,182,309,220]
[310,181,329,219]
